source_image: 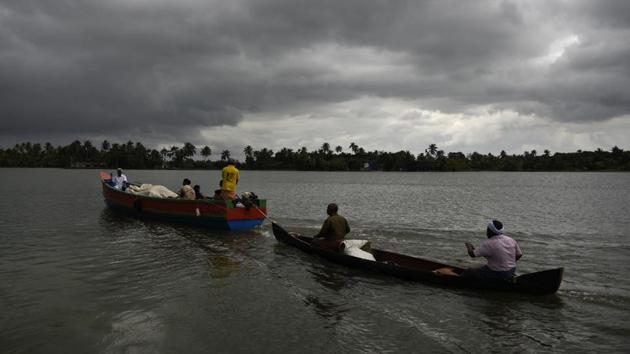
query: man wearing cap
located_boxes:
[312,203,351,251]
[112,168,128,191]
[464,219,523,280]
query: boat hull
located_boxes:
[272,222,563,295]
[101,173,267,231]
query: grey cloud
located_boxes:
[1,0,629,144]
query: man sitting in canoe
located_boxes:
[312,203,351,251]
[464,220,523,280]
[193,185,204,199]
[178,178,195,200]
[111,168,128,191]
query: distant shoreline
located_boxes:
[1,166,628,173]
[2,140,628,172]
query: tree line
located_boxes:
[1,140,629,171]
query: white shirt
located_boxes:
[112,174,127,189]
[473,234,523,271]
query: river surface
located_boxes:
[1,168,629,353]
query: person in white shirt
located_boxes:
[112,168,128,190]
[464,219,523,280]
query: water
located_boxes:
[1,169,629,353]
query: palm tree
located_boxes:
[349,142,359,154]
[321,142,331,155]
[426,144,438,157]
[201,146,212,161]
[243,145,254,167]
[44,142,54,154]
[221,149,231,161]
[182,142,197,159]
[169,146,179,160]
[335,145,343,154]
[243,145,253,158]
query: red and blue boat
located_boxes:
[100,172,267,230]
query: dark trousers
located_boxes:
[311,238,343,252]
[463,265,516,280]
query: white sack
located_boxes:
[127,184,178,198]
[341,240,376,261]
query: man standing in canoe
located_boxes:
[220,159,240,200]
[312,203,351,251]
[464,219,523,280]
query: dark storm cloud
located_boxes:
[1,0,629,143]
[0,0,249,138]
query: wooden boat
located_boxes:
[272,222,563,295]
[100,172,267,230]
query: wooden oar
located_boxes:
[246,200,277,224]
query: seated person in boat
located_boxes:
[219,160,239,200]
[112,168,128,191]
[106,174,116,187]
[312,203,350,251]
[463,220,523,280]
[213,189,222,200]
[193,185,204,199]
[178,178,196,200]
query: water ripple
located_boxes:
[1,169,629,353]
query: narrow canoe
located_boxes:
[100,172,267,230]
[272,222,563,295]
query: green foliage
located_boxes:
[0,141,628,171]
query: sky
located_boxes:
[1,0,629,158]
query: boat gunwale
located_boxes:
[291,232,468,273]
